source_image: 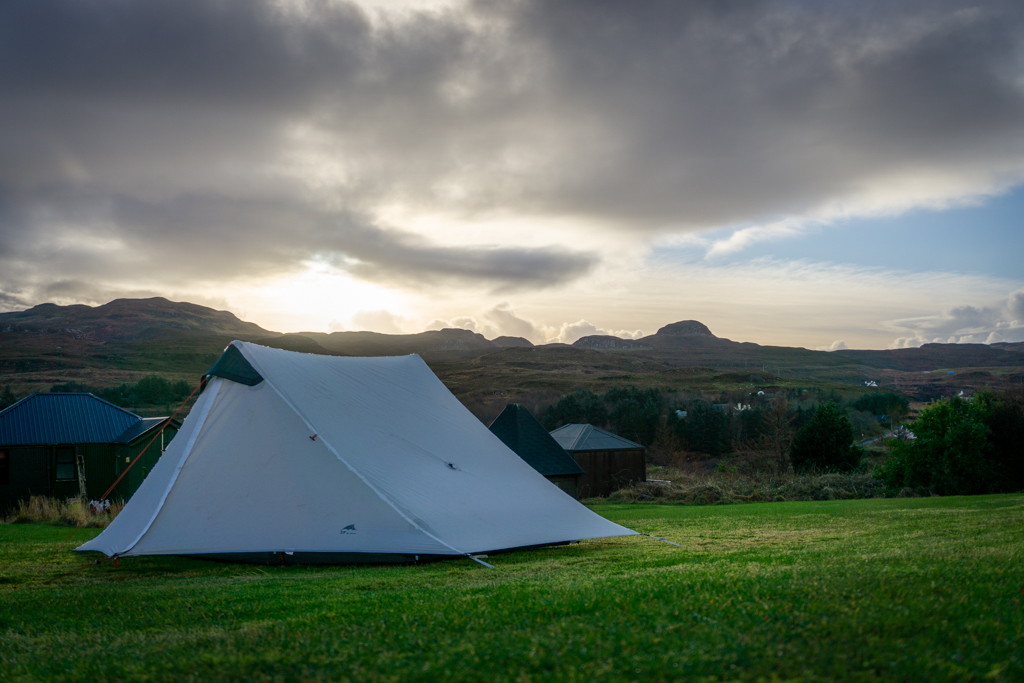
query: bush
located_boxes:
[541,389,608,430]
[989,392,1024,490]
[0,385,18,410]
[876,392,1024,495]
[5,496,123,528]
[602,469,885,505]
[604,387,663,446]
[853,392,910,418]
[737,406,766,446]
[52,376,192,409]
[790,402,861,472]
[673,400,731,456]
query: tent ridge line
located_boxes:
[122,378,223,554]
[240,345,475,561]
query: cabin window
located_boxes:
[0,449,9,486]
[55,448,76,481]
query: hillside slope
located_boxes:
[0,298,275,341]
[0,299,1020,412]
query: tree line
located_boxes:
[540,385,1024,493]
[877,391,1024,495]
[49,376,194,410]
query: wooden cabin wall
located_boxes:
[571,449,646,499]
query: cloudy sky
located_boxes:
[2,0,1022,349]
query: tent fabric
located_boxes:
[489,404,584,477]
[79,341,635,560]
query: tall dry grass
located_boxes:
[590,460,892,506]
[5,496,123,528]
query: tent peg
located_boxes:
[640,533,681,547]
[466,554,495,569]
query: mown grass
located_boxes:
[1,496,1022,681]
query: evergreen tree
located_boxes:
[0,385,18,410]
[604,386,663,446]
[877,392,1024,495]
[541,389,608,430]
[790,402,861,472]
[675,400,731,456]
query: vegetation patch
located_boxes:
[1,497,1022,681]
[5,496,123,529]
[600,468,887,505]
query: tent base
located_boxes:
[184,551,449,565]
[178,541,573,566]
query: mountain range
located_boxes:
[1,298,1021,414]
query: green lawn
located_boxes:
[1,496,1022,681]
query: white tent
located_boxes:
[78,341,635,564]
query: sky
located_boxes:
[1,0,1022,349]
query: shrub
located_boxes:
[0,385,18,410]
[604,387,663,446]
[5,496,123,528]
[790,402,861,472]
[541,389,608,430]
[602,469,885,505]
[876,392,1024,495]
[51,376,192,408]
[853,392,910,418]
[673,400,731,456]
[737,406,766,447]
[988,392,1024,490]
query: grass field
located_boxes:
[1,496,1022,682]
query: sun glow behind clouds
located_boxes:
[225,263,410,334]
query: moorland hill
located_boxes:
[0,298,1020,415]
[0,297,275,342]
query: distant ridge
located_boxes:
[254,334,338,355]
[304,327,497,358]
[573,320,731,350]
[0,297,276,342]
[492,336,534,348]
[1,298,1022,382]
[653,320,716,337]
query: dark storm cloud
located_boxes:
[0,185,594,295]
[1,0,1023,301]
[508,0,1024,224]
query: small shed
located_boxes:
[549,424,646,498]
[488,404,584,497]
[0,393,179,510]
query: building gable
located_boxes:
[489,404,584,477]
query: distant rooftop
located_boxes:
[549,424,644,452]
[489,404,583,477]
[0,393,169,446]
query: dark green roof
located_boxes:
[489,404,584,477]
[113,417,176,444]
[205,342,263,386]
[0,393,143,446]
